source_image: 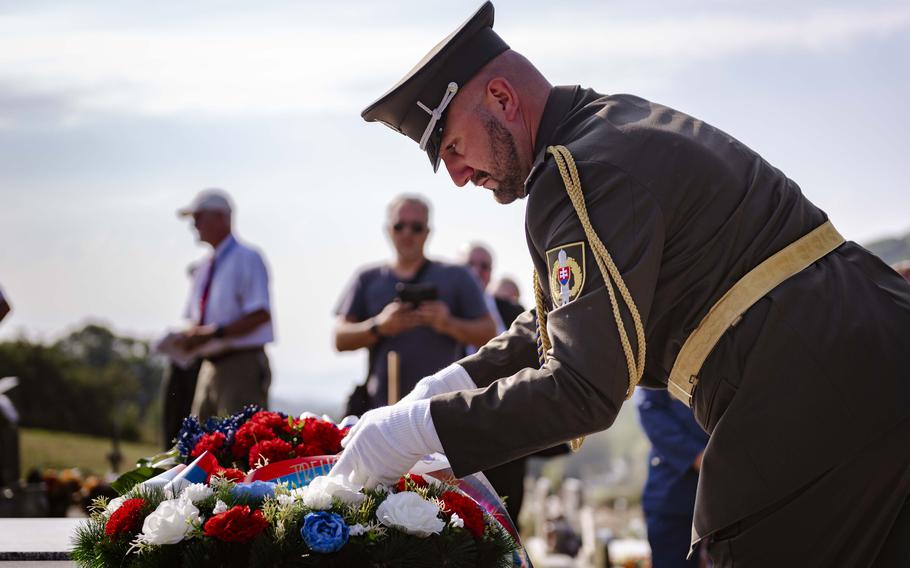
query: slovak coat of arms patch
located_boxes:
[546,241,586,307]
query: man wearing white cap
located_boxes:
[176,188,275,421]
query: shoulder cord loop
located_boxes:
[533,145,648,451]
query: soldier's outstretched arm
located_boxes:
[430,161,666,478]
[395,308,542,405]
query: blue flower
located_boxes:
[230,480,277,502]
[174,406,262,458]
[301,512,349,553]
[203,416,223,433]
[175,416,204,457]
[233,405,262,424]
[218,405,263,446]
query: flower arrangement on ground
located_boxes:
[73,406,522,567]
[72,471,518,567]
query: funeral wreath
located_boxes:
[72,406,520,567]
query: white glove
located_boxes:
[330,399,443,489]
[342,364,473,444]
[398,364,475,405]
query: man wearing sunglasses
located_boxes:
[333,195,496,414]
[332,2,910,565]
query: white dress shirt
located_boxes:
[184,234,275,349]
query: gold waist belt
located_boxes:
[668,221,845,407]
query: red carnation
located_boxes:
[203,505,269,543]
[250,411,293,435]
[441,491,485,539]
[396,474,429,493]
[249,438,293,466]
[232,421,277,460]
[104,498,146,537]
[301,418,343,455]
[190,431,226,458]
[209,467,246,483]
[293,443,323,459]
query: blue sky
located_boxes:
[1,0,908,408]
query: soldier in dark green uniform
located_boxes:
[331,3,910,565]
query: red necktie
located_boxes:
[198,256,216,325]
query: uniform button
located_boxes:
[651,456,661,466]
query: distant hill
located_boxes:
[864,230,910,265]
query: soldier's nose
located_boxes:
[443,156,473,187]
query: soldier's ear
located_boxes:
[485,77,519,121]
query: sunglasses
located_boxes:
[392,222,427,234]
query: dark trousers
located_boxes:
[647,513,700,568]
[160,360,201,450]
[706,416,910,567]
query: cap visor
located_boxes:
[427,148,441,173]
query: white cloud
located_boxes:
[0,4,907,121]
[518,7,910,62]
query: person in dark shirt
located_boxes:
[491,276,522,306]
[334,195,496,411]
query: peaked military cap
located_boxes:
[361,1,509,172]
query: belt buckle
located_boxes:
[668,374,698,407]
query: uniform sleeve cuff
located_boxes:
[437,364,476,392]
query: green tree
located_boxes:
[0,323,164,441]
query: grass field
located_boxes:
[20,428,161,478]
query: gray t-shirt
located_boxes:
[335,260,489,409]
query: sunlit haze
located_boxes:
[2,0,908,409]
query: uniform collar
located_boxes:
[524,85,579,192]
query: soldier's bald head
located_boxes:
[466,51,548,101]
[437,50,551,204]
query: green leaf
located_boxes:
[136,448,180,469]
[111,466,164,495]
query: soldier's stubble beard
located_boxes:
[478,114,528,205]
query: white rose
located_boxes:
[105,496,127,518]
[139,498,200,545]
[181,483,213,504]
[212,500,229,515]
[376,491,444,538]
[301,476,365,510]
[449,512,464,529]
[276,493,297,507]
